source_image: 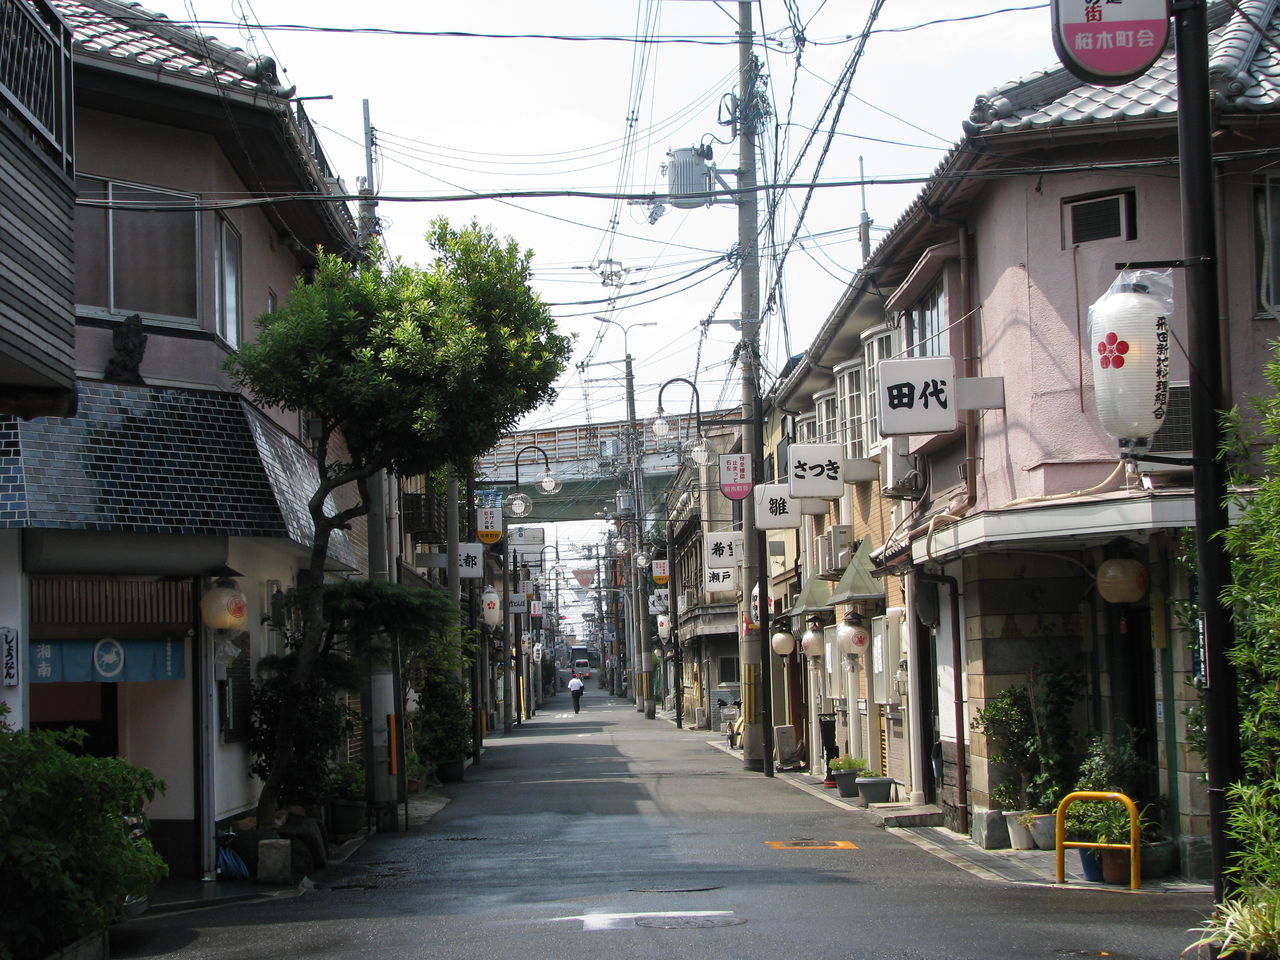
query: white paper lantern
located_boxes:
[770,628,796,656]
[801,625,824,658]
[835,619,870,655]
[481,585,502,626]
[201,580,247,630]
[1089,287,1170,441]
[656,614,671,639]
[1096,558,1149,604]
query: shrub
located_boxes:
[414,676,472,764]
[0,718,167,960]
[830,755,869,774]
[322,761,367,802]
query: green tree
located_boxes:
[227,220,571,825]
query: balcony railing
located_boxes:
[0,0,73,174]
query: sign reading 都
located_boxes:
[878,357,958,436]
[706,531,745,570]
[1051,0,1169,86]
[457,543,483,579]
[719,453,753,500]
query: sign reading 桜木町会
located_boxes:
[1051,0,1169,86]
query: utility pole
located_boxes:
[736,1,773,775]
[356,99,405,825]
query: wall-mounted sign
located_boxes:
[753,483,803,530]
[1051,0,1169,86]
[508,595,528,614]
[787,443,844,498]
[705,567,738,591]
[719,453,753,500]
[705,532,744,570]
[1,627,17,686]
[478,507,502,544]
[878,357,958,436]
[457,543,483,579]
[651,559,669,585]
[530,600,543,618]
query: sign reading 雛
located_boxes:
[1051,0,1169,86]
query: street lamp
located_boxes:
[653,377,711,467]
[505,444,561,518]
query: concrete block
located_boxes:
[257,838,293,885]
[972,807,1010,849]
[1179,834,1214,883]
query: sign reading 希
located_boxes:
[1051,0,1169,86]
[877,357,958,436]
[705,531,745,570]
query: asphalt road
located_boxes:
[111,686,1213,960]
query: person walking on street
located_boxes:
[568,672,584,714]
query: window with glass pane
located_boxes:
[216,218,242,347]
[864,331,894,449]
[839,365,865,459]
[796,414,817,443]
[1257,180,1280,316]
[814,390,837,443]
[73,177,198,320]
[907,279,944,357]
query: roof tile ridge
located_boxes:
[1209,0,1278,97]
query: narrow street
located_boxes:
[112,687,1213,960]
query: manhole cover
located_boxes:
[629,886,722,893]
[635,916,746,929]
[1057,953,1138,959]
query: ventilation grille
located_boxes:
[1150,383,1192,453]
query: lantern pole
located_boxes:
[1174,0,1240,901]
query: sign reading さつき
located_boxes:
[1051,0,1169,86]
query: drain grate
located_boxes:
[628,886,722,893]
[1057,953,1139,959]
[765,840,858,849]
[635,916,746,929]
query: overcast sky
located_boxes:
[161,0,1059,424]
[153,1,1063,600]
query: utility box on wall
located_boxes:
[871,607,904,704]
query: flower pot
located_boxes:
[1078,848,1104,882]
[1101,848,1131,885]
[1140,838,1177,879]
[1029,814,1057,850]
[327,798,367,838]
[1003,811,1035,850]
[832,771,861,799]
[435,758,465,783]
[855,776,895,804]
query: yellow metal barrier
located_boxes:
[1054,790,1141,890]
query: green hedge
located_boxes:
[0,718,167,960]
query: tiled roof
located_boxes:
[52,0,290,97]
[964,2,1277,135]
[0,382,357,568]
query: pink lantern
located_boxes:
[1089,283,1171,441]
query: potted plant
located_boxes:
[855,767,896,804]
[829,756,869,799]
[323,760,368,839]
[972,687,1038,848]
[415,676,472,783]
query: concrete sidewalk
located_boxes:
[699,721,1213,896]
[147,793,453,915]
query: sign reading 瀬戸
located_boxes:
[1051,0,1169,86]
[705,566,738,591]
[877,357,958,436]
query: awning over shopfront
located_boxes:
[30,636,185,682]
[827,536,882,605]
[787,572,832,618]
[0,381,356,570]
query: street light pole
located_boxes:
[596,315,658,719]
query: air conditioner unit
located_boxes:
[682,587,700,612]
[817,524,853,580]
[1132,382,1192,474]
[880,439,924,500]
